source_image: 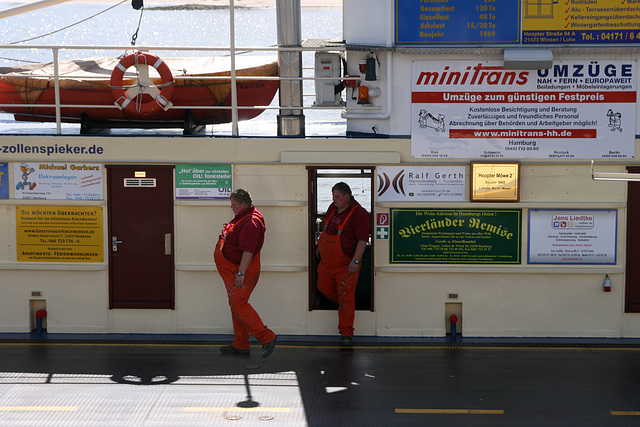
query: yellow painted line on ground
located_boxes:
[396,408,504,415]
[0,406,78,411]
[2,343,640,352]
[183,407,291,413]
[3,342,640,351]
[611,411,640,416]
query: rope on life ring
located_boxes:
[110,51,174,116]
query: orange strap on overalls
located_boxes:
[318,206,357,265]
[215,211,264,273]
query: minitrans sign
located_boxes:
[411,59,636,159]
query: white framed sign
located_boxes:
[14,162,103,200]
[411,59,637,159]
[175,164,232,199]
[528,209,617,265]
[377,166,466,201]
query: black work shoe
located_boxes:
[340,336,353,346]
[219,345,249,355]
[261,336,277,358]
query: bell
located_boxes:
[365,56,376,81]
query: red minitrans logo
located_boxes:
[415,63,529,86]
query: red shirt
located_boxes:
[221,206,265,265]
[324,199,370,257]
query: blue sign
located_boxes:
[0,162,7,199]
[395,0,520,45]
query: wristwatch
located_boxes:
[352,259,359,264]
[237,271,244,277]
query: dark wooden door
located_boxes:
[626,166,640,312]
[107,165,175,309]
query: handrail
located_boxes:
[0,42,348,135]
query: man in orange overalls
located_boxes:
[317,182,370,347]
[214,189,277,357]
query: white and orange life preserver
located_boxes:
[110,52,174,116]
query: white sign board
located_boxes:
[411,60,637,159]
[528,209,617,264]
[14,162,103,200]
[377,166,466,201]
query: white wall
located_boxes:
[0,139,635,337]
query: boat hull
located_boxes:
[0,56,279,127]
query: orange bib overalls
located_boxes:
[214,213,275,349]
[317,207,361,338]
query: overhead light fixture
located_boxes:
[591,160,640,181]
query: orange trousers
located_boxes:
[317,231,361,338]
[214,238,275,349]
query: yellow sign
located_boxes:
[16,206,103,262]
[522,0,640,44]
[471,162,520,202]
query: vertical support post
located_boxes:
[229,0,239,136]
[276,0,305,136]
[52,48,62,134]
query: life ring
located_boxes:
[110,52,174,116]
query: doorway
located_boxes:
[308,167,374,311]
[626,166,640,312]
[107,165,175,309]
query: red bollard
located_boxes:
[35,309,47,338]
[449,314,458,343]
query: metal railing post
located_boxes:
[229,0,239,136]
[276,0,305,137]
[52,47,62,134]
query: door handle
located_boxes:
[112,236,123,252]
[165,233,172,255]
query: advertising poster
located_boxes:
[16,206,104,262]
[411,59,636,159]
[395,0,640,46]
[175,164,232,199]
[390,209,521,264]
[14,162,103,200]
[528,209,617,265]
[377,166,466,202]
[0,162,7,199]
[522,0,640,45]
[395,0,520,45]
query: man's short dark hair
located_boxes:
[230,188,252,205]
[332,182,352,196]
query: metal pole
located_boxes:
[53,48,62,134]
[276,0,304,137]
[229,0,238,136]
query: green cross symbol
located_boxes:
[376,226,389,240]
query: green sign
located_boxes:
[391,209,521,264]
[175,164,232,199]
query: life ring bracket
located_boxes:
[110,51,174,115]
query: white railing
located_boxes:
[0,42,351,136]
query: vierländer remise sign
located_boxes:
[411,59,637,159]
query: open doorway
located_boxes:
[307,167,374,311]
